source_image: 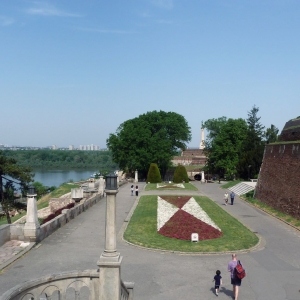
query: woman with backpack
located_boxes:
[227,254,245,300]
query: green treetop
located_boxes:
[0,150,34,224]
[107,111,191,179]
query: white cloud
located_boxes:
[151,0,174,10]
[25,2,82,17]
[0,16,15,26]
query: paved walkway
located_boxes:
[0,182,300,300]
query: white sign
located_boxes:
[191,233,199,242]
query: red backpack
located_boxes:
[235,260,246,279]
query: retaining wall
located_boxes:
[255,142,300,218]
[0,193,103,246]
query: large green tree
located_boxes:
[204,118,248,178]
[237,105,265,179]
[265,124,279,144]
[107,111,191,179]
[0,150,34,223]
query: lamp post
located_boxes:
[98,172,122,300]
[248,165,252,181]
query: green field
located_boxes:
[124,195,259,252]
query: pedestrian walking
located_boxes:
[224,192,229,205]
[135,185,139,196]
[212,270,222,296]
[228,254,242,300]
[230,191,235,205]
[130,185,134,196]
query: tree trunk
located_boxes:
[5,211,12,224]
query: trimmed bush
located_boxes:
[146,163,162,183]
[173,165,189,183]
[42,202,75,224]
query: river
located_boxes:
[32,169,98,188]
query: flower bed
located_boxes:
[157,196,222,241]
[156,183,185,189]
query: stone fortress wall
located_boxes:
[255,117,300,219]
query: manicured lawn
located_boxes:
[124,195,258,252]
[221,180,243,189]
[242,191,300,228]
[145,182,198,191]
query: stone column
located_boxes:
[134,170,138,183]
[201,170,205,183]
[97,189,122,300]
[98,176,104,196]
[24,190,40,242]
[200,126,205,150]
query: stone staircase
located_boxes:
[228,181,257,196]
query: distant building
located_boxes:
[69,145,75,150]
[171,126,207,166]
[52,145,57,150]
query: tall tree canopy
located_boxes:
[265,124,279,144]
[0,150,34,223]
[237,105,266,179]
[204,118,248,178]
[204,105,272,180]
[107,111,191,178]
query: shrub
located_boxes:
[146,163,162,183]
[42,213,56,224]
[42,202,75,224]
[173,165,189,183]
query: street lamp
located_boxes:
[105,173,118,190]
[98,171,121,299]
[248,165,252,181]
[27,185,36,197]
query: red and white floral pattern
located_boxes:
[157,196,222,241]
[156,183,185,188]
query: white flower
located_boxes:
[157,196,178,230]
[157,196,221,232]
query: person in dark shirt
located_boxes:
[230,191,235,205]
[212,270,222,296]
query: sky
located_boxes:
[1,0,299,148]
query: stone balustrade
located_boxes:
[0,270,134,300]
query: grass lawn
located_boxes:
[221,180,243,189]
[145,182,198,191]
[242,191,300,229]
[0,183,79,226]
[124,195,258,252]
[37,182,79,210]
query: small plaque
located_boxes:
[191,233,199,242]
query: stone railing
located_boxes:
[0,270,134,300]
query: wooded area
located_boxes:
[2,150,118,170]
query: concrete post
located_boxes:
[24,191,40,242]
[201,170,205,183]
[97,189,122,300]
[98,176,104,196]
[134,170,138,183]
[199,127,204,149]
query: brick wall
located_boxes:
[255,142,300,218]
[279,118,300,141]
